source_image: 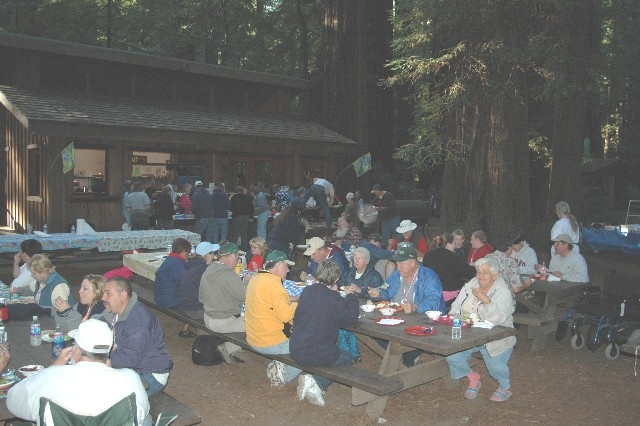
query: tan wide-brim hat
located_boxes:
[396,220,418,234]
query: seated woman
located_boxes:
[446,258,516,402]
[388,220,428,258]
[54,274,106,332]
[506,230,538,276]
[15,254,74,315]
[247,237,269,272]
[290,260,359,407]
[339,247,383,298]
[485,236,533,294]
[422,233,476,304]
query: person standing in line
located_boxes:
[211,183,231,244]
[154,185,175,230]
[126,181,152,231]
[251,185,270,240]
[177,182,192,214]
[230,186,253,252]
[121,180,133,229]
[191,181,216,243]
[370,184,400,242]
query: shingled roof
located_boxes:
[0,85,356,146]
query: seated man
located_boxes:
[368,244,446,367]
[300,237,349,282]
[7,319,151,425]
[99,277,173,396]
[245,251,300,387]
[290,260,359,407]
[331,216,362,250]
[154,237,192,308]
[546,234,589,282]
[11,239,42,290]
[199,242,247,364]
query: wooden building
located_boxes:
[0,33,356,233]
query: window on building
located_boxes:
[73,149,107,195]
[27,144,41,198]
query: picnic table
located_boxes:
[514,279,587,351]
[124,256,516,420]
[0,230,201,254]
[0,315,200,425]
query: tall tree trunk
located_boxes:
[296,0,309,77]
[547,0,598,219]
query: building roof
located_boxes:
[0,85,356,146]
[0,32,308,90]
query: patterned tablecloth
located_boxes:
[0,230,201,253]
[0,233,101,253]
[283,280,307,297]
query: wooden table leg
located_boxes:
[363,342,404,419]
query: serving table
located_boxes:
[0,230,201,254]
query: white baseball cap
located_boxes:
[68,319,113,354]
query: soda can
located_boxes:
[52,331,65,359]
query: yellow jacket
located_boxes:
[245,271,297,348]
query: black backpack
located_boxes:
[192,335,226,366]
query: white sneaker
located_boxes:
[305,378,325,407]
[266,361,286,386]
[297,374,314,401]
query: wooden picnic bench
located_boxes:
[512,312,559,352]
[130,282,405,398]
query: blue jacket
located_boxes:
[359,241,393,265]
[190,187,214,220]
[179,257,207,312]
[100,293,172,374]
[308,245,349,280]
[35,272,74,308]
[210,190,231,219]
[338,265,383,297]
[290,283,359,366]
[378,265,446,313]
[154,254,186,308]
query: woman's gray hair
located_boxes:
[352,247,370,264]
[316,260,341,286]
[474,257,500,277]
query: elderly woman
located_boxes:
[550,201,580,254]
[339,247,383,298]
[19,254,74,310]
[446,257,516,402]
[54,274,106,332]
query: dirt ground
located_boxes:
[7,248,640,425]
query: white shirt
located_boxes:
[11,263,36,289]
[7,361,150,425]
[314,178,335,202]
[550,217,580,255]
[509,242,538,275]
[549,250,589,283]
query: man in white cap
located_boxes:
[299,237,349,282]
[390,219,428,258]
[546,234,589,282]
[7,319,151,425]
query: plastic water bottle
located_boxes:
[52,324,64,358]
[71,224,76,233]
[452,312,462,339]
[0,319,5,344]
[26,223,32,234]
[42,224,48,234]
[30,316,41,346]
[306,275,314,286]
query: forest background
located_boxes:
[1,0,638,244]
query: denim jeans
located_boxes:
[313,349,353,391]
[251,339,301,384]
[446,345,513,390]
[140,372,166,397]
[195,217,215,243]
[381,216,400,242]
[212,217,228,244]
[303,184,332,229]
[256,211,270,240]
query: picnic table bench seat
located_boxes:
[512,312,558,327]
[512,312,559,352]
[131,283,404,398]
[150,392,200,426]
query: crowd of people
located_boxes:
[3,194,590,418]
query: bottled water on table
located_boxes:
[30,316,42,346]
[52,324,64,358]
[71,225,76,233]
[42,224,48,234]
[0,319,5,344]
[26,224,32,234]
[452,312,462,339]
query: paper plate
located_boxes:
[0,374,20,389]
[404,325,437,336]
[375,317,405,326]
[41,330,73,343]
